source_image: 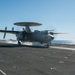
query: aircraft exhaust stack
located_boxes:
[3,27,7,39]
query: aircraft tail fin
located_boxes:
[3,27,15,39]
[12,27,14,31]
[3,27,7,39]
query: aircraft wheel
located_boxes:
[47,43,50,48]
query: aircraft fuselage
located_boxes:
[16,30,54,43]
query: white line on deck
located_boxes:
[0,69,6,75]
[51,46,75,51]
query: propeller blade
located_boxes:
[49,32,67,35]
[52,33,67,34]
[47,30,54,31]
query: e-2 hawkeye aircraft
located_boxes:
[0,22,65,48]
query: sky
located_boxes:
[0,0,75,40]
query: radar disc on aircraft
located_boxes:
[14,22,42,26]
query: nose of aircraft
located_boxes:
[47,35,54,41]
[51,36,54,40]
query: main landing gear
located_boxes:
[47,42,50,48]
[18,41,21,45]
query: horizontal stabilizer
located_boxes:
[0,30,19,34]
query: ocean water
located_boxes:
[51,40,75,45]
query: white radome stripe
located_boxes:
[51,46,75,51]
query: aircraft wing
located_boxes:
[0,30,20,34]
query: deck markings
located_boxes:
[0,69,6,75]
[51,46,75,51]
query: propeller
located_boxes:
[46,30,54,31]
[49,32,67,35]
[47,26,67,40]
[47,26,67,35]
[3,27,7,39]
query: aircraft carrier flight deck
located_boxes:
[0,43,75,75]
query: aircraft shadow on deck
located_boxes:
[0,43,46,48]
